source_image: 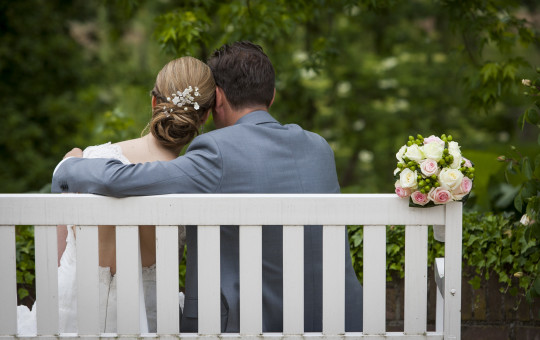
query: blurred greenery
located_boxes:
[3,0,539,308]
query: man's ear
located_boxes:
[268,88,276,108]
[215,87,225,109]
[151,95,157,108]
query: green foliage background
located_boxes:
[2,0,539,310]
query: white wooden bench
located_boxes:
[0,194,462,340]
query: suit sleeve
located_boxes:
[51,134,223,197]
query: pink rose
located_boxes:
[428,187,452,204]
[395,180,411,198]
[462,157,472,168]
[411,191,430,206]
[420,159,439,177]
[452,177,472,200]
[460,177,472,194]
[423,135,445,146]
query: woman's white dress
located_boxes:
[17,142,182,334]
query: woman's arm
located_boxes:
[51,134,222,196]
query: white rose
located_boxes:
[400,168,418,189]
[448,141,460,154]
[420,159,440,176]
[438,168,464,191]
[423,142,444,161]
[396,145,407,163]
[404,144,425,162]
[448,141,462,169]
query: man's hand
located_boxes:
[64,148,83,159]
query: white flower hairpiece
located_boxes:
[164,86,201,115]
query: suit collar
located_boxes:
[234,110,280,126]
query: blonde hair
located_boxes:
[148,57,216,153]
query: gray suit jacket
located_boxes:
[52,110,363,332]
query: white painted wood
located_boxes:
[198,225,221,334]
[432,225,445,242]
[9,333,445,340]
[0,194,445,226]
[434,258,445,333]
[0,194,464,340]
[362,226,386,335]
[434,258,445,296]
[443,203,462,340]
[156,226,180,334]
[34,225,59,335]
[283,225,304,335]
[239,225,262,334]
[75,226,100,334]
[116,226,141,334]
[435,286,444,333]
[0,226,17,335]
[322,225,345,335]
[404,225,428,334]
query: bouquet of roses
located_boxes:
[394,134,474,207]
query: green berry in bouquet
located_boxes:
[394,134,474,207]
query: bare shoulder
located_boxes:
[114,136,177,163]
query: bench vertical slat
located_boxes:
[239,225,262,334]
[0,226,16,335]
[404,225,428,334]
[34,225,59,335]
[283,225,304,334]
[436,283,444,332]
[434,257,445,333]
[75,226,100,334]
[198,225,221,334]
[156,225,179,334]
[362,225,386,334]
[322,225,345,335]
[116,226,142,334]
[444,202,462,340]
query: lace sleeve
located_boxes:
[82,142,131,165]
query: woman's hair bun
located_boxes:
[149,56,216,153]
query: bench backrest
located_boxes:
[0,193,462,339]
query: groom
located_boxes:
[52,41,363,332]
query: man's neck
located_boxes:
[226,106,268,126]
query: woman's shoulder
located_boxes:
[83,142,131,164]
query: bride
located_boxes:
[17,56,216,334]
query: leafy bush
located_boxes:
[16,226,35,303]
[463,211,539,304]
[348,210,539,304]
[348,224,444,283]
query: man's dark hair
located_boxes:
[207,41,275,110]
